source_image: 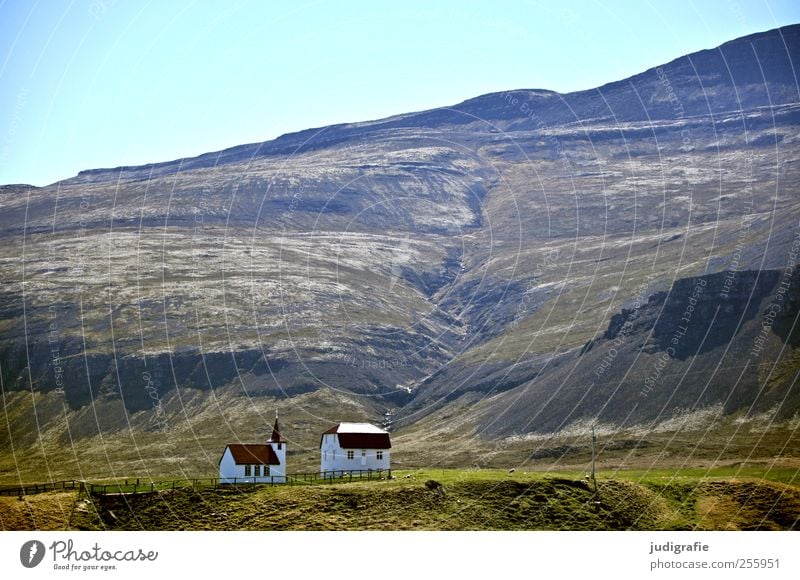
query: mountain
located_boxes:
[1,25,799,481]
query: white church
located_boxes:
[319,422,391,475]
[218,416,287,484]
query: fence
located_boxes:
[0,469,392,497]
[0,479,83,496]
[291,469,390,485]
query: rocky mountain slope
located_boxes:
[1,25,798,481]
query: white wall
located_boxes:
[269,441,286,478]
[319,433,391,474]
[219,448,239,482]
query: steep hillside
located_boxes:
[0,25,798,482]
[400,267,800,435]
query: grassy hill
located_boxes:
[2,468,797,531]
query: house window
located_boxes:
[377,451,383,460]
[347,450,354,460]
[244,465,251,476]
[264,465,270,476]
[254,465,261,477]
[277,443,282,450]
[361,450,366,457]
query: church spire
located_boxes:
[269,411,282,443]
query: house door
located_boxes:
[361,450,366,466]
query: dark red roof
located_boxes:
[320,423,392,449]
[336,433,392,450]
[224,444,280,465]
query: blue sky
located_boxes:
[1,0,798,186]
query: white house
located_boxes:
[319,422,391,475]
[218,416,287,484]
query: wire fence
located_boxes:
[0,479,83,496]
[0,469,392,497]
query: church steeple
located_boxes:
[269,411,283,444]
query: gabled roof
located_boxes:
[337,433,392,449]
[323,422,387,434]
[321,423,391,449]
[222,444,280,465]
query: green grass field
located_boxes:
[395,466,800,486]
[1,467,797,531]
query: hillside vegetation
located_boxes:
[0,25,798,483]
[1,469,797,531]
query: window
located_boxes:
[377,451,383,460]
[277,443,282,450]
[347,450,354,460]
[361,450,366,457]
[254,465,261,477]
[264,465,270,476]
[244,465,251,476]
